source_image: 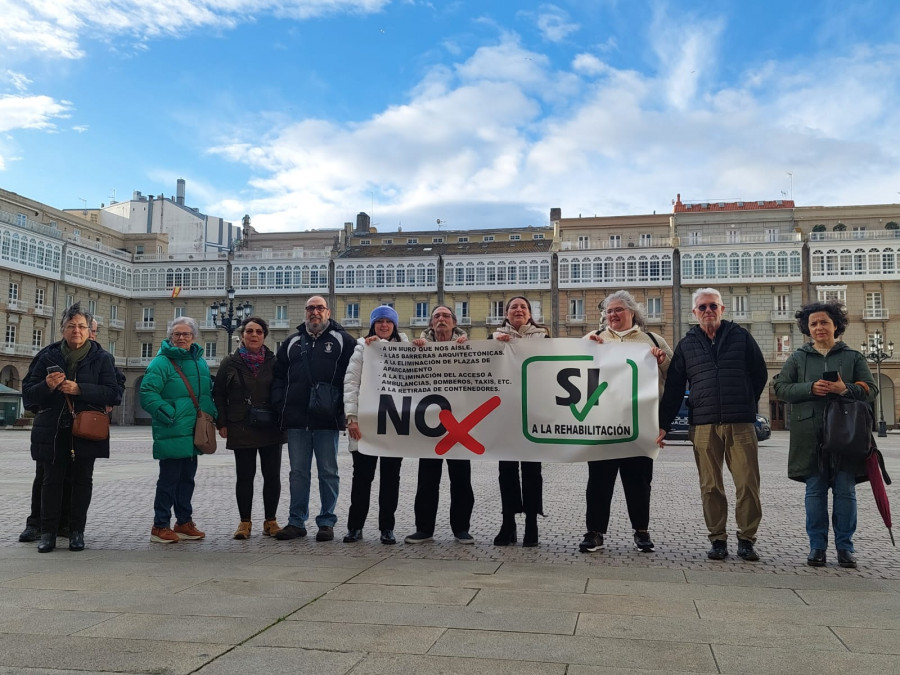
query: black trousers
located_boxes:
[41,433,95,535]
[26,461,71,529]
[585,456,653,533]
[413,458,474,535]
[234,444,282,521]
[498,460,543,516]
[346,451,403,530]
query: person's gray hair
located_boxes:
[168,316,200,340]
[600,290,646,330]
[691,287,723,308]
[59,302,92,331]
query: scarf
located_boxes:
[60,340,91,378]
[238,345,265,375]
[608,326,641,339]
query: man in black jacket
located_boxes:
[658,288,768,562]
[271,296,355,542]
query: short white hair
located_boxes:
[691,287,723,308]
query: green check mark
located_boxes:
[569,381,608,422]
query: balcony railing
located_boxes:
[135,321,156,331]
[486,315,504,325]
[679,232,802,246]
[109,318,125,330]
[0,343,40,356]
[863,308,890,320]
[771,310,794,322]
[33,304,54,317]
[271,319,291,329]
[732,311,751,321]
[341,318,361,328]
[126,357,154,367]
[810,229,900,242]
[114,356,126,367]
[410,317,430,327]
[645,314,664,324]
[566,314,586,324]
[1,299,29,313]
[458,316,472,326]
[92,315,104,326]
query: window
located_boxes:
[458,236,469,243]
[533,233,544,240]
[174,306,186,319]
[142,307,154,321]
[640,233,652,247]
[686,231,701,245]
[406,238,418,245]
[108,341,116,357]
[88,299,97,315]
[766,228,779,242]
[141,343,154,358]
[383,238,393,245]
[490,300,504,320]
[646,297,662,318]
[360,239,371,245]
[509,234,520,241]
[16,213,26,227]
[73,228,80,238]
[415,302,429,320]
[568,298,584,320]
[8,283,18,300]
[5,325,15,344]
[135,245,144,255]
[35,288,45,306]
[110,305,118,320]
[455,301,470,323]
[483,235,494,242]
[866,292,884,318]
[432,237,444,244]
[727,229,741,243]
[732,295,748,318]
[275,305,288,321]
[775,294,790,312]
[205,342,217,358]
[346,302,359,320]
[609,235,621,249]
[65,294,74,307]
[531,300,542,322]
[776,335,791,358]
[817,286,847,304]
[853,226,866,239]
[577,235,590,250]
[32,329,42,348]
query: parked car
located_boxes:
[665,393,771,442]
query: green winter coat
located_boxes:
[773,342,877,482]
[140,340,217,460]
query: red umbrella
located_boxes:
[866,448,895,546]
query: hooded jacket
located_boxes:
[492,322,550,340]
[659,320,768,430]
[140,340,217,460]
[213,346,285,450]
[773,341,877,482]
[271,318,356,431]
[22,340,121,462]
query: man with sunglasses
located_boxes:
[658,288,768,562]
[271,296,355,542]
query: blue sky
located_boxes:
[2,1,900,232]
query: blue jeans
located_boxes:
[805,471,857,551]
[154,457,197,528]
[287,429,339,528]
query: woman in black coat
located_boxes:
[22,303,120,553]
[213,317,285,539]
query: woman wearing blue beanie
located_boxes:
[342,305,408,544]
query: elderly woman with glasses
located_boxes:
[140,317,217,544]
[213,317,285,540]
[578,290,671,555]
[22,303,121,552]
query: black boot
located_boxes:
[493,514,517,546]
[523,513,538,547]
[37,532,56,553]
[68,531,85,551]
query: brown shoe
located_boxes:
[150,526,179,543]
[173,521,205,540]
[233,521,252,540]
[262,519,281,537]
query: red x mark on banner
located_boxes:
[434,396,502,456]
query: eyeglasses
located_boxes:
[243,328,265,335]
[695,303,720,312]
[432,312,453,319]
[172,332,194,339]
[305,305,328,313]
[605,307,629,316]
[64,324,89,331]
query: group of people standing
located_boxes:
[18,287,881,568]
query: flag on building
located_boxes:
[171,286,181,298]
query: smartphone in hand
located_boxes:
[46,365,64,375]
[822,370,839,382]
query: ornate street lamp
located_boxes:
[861,330,894,437]
[210,286,253,354]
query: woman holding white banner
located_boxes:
[492,296,550,547]
[343,306,409,545]
[579,290,671,554]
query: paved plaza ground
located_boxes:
[0,427,898,674]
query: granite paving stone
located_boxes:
[830,626,900,655]
[193,646,364,674]
[324,582,478,605]
[470,588,699,617]
[246,619,446,653]
[71,612,273,644]
[347,653,567,674]
[712,643,900,674]
[586,578,806,605]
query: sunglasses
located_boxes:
[243,328,265,335]
[695,303,720,312]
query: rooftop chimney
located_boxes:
[356,212,371,233]
[176,178,186,206]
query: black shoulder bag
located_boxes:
[819,395,874,469]
[234,367,276,428]
[301,333,343,424]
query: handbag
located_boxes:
[168,358,217,454]
[820,395,874,463]
[234,367,276,428]
[298,333,344,423]
[66,396,110,441]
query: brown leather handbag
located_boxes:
[66,396,110,441]
[168,358,217,454]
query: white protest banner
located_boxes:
[357,339,660,462]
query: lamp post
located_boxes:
[861,330,894,437]
[210,287,253,354]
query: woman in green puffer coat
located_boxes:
[140,317,217,544]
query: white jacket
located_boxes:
[342,333,409,451]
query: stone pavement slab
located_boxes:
[193,646,364,675]
[586,578,806,604]
[470,588,699,618]
[325,582,478,605]
[830,626,900,655]
[246,619,445,653]
[340,653,568,674]
[711,643,900,674]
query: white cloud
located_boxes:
[0,95,72,133]
[5,71,33,93]
[533,5,579,43]
[2,0,391,60]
